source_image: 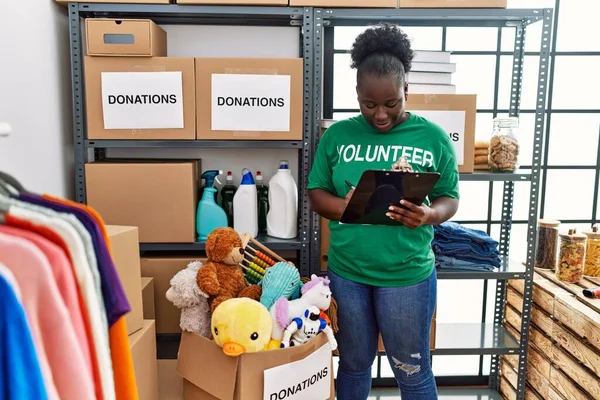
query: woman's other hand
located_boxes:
[344,189,355,208]
[386,200,436,229]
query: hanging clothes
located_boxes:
[0,267,48,400]
[0,231,96,400]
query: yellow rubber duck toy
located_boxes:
[211,297,273,356]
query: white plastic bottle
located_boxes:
[267,160,298,239]
[233,168,259,238]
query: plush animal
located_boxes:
[268,274,333,349]
[280,306,338,351]
[196,228,262,313]
[165,261,212,338]
[259,262,303,310]
[211,297,273,356]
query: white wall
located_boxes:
[0,0,73,199]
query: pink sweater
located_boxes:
[0,231,96,400]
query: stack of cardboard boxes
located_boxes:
[107,225,159,400]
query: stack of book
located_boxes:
[408,50,456,94]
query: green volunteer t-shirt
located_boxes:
[308,112,460,287]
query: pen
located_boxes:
[345,180,356,190]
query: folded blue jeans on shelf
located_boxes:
[434,255,497,271]
[433,222,498,247]
[432,244,502,267]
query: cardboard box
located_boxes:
[142,277,156,320]
[85,19,167,57]
[130,320,159,400]
[399,0,506,7]
[289,0,396,6]
[195,58,303,141]
[141,256,208,334]
[177,331,335,400]
[85,160,199,243]
[158,360,184,400]
[177,0,286,4]
[406,94,476,173]
[106,225,144,335]
[84,56,196,140]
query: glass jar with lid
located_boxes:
[535,219,561,270]
[556,228,587,283]
[584,224,600,277]
[489,117,520,173]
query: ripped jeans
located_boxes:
[328,268,437,400]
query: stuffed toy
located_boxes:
[280,305,338,351]
[259,261,303,310]
[196,227,262,313]
[165,261,212,338]
[267,274,333,349]
[211,297,273,356]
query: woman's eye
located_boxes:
[386,102,399,108]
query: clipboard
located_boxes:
[340,170,441,226]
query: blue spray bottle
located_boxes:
[196,170,228,241]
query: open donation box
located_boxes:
[177,331,335,400]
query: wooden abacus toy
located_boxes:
[239,233,288,284]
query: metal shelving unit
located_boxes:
[311,6,553,400]
[68,2,314,277]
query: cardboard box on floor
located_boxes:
[399,0,506,7]
[158,360,184,400]
[142,277,156,320]
[85,19,167,57]
[106,225,144,335]
[289,0,396,7]
[85,160,199,243]
[84,56,196,140]
[141,255,208,334]
[130,320,159,400]
[195,58,303,141]
[177,331,335,400]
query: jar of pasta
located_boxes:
[489,117,520,173]
[535,220,560,269]
[584,224,600,277]
[556,229,586,283]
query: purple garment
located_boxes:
[18,192,130,326]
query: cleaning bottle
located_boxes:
[233,168,258,238]
[256,171,269,235]
[196,170,228,241]
[220,171,237,228]
[267,160,298,239]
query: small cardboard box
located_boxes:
[86,19,167,57]
[177,331,335,400]
[177,0,287,4]
[106,225,144,335]
[195,58,303,141]
[141,256,208,334]
[85,160,199,243]
[142,277,155,320]
[84,56,196,140]
[399,0,506,7]
[406,94,476,173]
[130,320,159,400]
[289,0,396,7]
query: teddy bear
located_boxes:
[165,261,212,338]
[196,227,262,313]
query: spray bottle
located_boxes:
[196,170,228,241]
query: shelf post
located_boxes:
[515,8,553,400]
[309,8,324,277]
[68,3,87,204]
[489,18,526,392]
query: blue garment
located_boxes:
[0,275,48,400]
[432,222,501,268]
[328,268,437,400]
[435,255,496,272]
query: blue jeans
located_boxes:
[328,268,438,400]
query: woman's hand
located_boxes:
[344,189,355,208]
[387,200,437,229]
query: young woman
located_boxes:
[307,23,460,399]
